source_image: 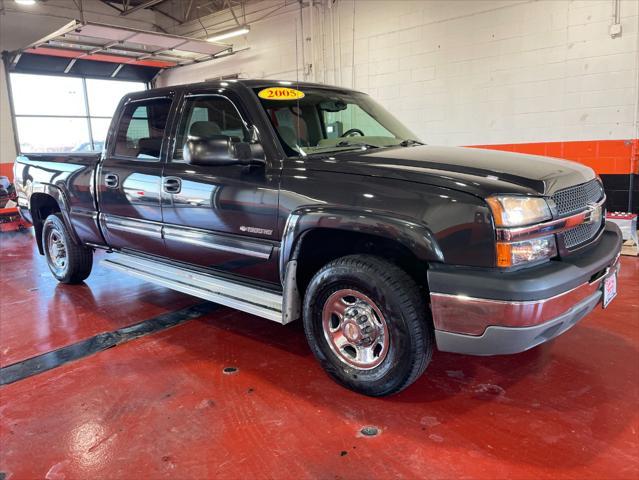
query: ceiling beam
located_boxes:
[226,0,241,26]
[149,5,184,25]
[184,0,195,22]
[120,0,168,16]
[99,0,124,14]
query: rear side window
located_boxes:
[113,98,172,160]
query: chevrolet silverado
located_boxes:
[14,80,622,396]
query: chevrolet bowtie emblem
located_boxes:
[584,202,603,224]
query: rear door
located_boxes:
[97,95,174,256]
[160,92,280,284]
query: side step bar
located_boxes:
[101,253,286,323]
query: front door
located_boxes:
[98,95,173,257]
[161,93,280,284]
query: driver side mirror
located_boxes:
[184,136,265,167]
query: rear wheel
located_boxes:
[303,254,433,397]
[43,213,93,284]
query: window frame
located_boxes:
[8,73,147,154]
[170,93,252,164]
[108,95,174,163]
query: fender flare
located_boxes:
[29,184,81,254]
[278,206,444,280]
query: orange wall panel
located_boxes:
[0,163,13,180]
[468,139,638,175]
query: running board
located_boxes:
[100,253,285,323]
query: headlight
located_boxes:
[486,195,551,227]
[496,235,557,267]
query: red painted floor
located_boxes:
[1,229,638,479]
[0,231,199,365]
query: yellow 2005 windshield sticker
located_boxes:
[258,87,305,100]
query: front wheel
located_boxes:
[303,255,434,397]
[43,213,93,284]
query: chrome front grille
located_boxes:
[563,220,603,249]
[551,179,605,251]
[551,179,604,217]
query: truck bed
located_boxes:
[14,152,104,247]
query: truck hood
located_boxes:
[304,145,595,198]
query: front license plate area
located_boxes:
[602,272,617,309]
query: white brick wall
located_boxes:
[157,0,639,147]
[1,0,636,168]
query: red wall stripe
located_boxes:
[468,139,639,175]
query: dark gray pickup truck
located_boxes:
[14,80,622,396]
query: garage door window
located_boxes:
[9,73,145,153]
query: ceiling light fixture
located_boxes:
[207,25,250,43]
[15,0,37,5]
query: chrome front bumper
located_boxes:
[429,223,623,356]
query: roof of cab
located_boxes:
[126,79,363,100]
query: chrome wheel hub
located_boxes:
[47,229,67,270]
[322,289,389,370]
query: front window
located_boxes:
[173,95,249,161]
[254,86,419,156]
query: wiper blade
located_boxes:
[335,141,381,149]
[398,139,425,147]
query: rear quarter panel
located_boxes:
[14,153,105,245]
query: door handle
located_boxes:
[163,177,181,194]
[104,173,119,188]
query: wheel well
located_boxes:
[30,193,61,254]
[293,229,429,295]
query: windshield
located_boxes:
[254,86,419,156]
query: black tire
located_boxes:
[42,213,93,284]
[302,254,433,397]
